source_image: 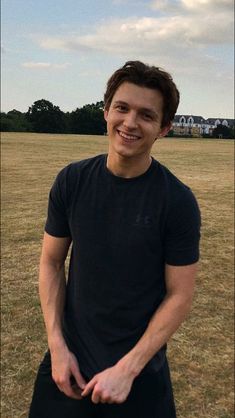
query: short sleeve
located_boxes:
[164,188,201,266]
[45,167,71,238]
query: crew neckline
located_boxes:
[103,154,157,183]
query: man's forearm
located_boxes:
[39,259,67,351]
[117,293,193,377]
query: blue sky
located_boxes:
[1,0,234,118]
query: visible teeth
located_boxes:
[118,131,139,140]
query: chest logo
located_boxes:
[134,214,153,227]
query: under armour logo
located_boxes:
[134,215,152,226]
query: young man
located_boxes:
[29,61,200,418]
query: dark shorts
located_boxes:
[28,351,176,418]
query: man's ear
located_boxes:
[159,123,172,138]
[104,108,109,121]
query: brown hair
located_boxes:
[104,60,180,128]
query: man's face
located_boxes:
[104,82,170,160]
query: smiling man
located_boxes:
[29,61,201,418]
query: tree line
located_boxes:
[1,98,234,138]
[1,99,106,135]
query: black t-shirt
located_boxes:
[45,154,201,379]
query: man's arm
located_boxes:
[82,263,197,404]
[39,232,87,399]
[118,263,197,374]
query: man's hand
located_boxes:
[51,344,87,400]
[81,364,135,404]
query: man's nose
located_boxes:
[123,111,138,129]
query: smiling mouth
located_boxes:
[117,130,141,141]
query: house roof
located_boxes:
[173,115,235,126]
[206,118,235,126]
[173,115,206,123]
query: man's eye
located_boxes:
[142,113,153,120]
[116,106,127,112]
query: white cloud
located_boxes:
[39,10,233,58]
[181,0,233,11]
[151,0,234,12]
[38,0,233,57]
[39,39,69,51]
[36,1,233,95]
[53,63,71,69]
[22,62,71,69]
[22,62,51,68]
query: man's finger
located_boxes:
[55,373,83,400]
[91,387,100,404]
[71,365,87,390]
[70,385,83,400]
[81,378,97,397]
[57,382,82,400]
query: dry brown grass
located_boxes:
[1,132,234,418]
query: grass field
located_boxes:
[1,132,234,418]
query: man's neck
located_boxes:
[106,152,152,179]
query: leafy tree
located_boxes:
[62,112,72,133]
[70,102,106,135]
[1,112,13,131]
[26,99,66,133]
[1,110,32,132]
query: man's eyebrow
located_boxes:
[113,100,128,106]
[113,101,159,118]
